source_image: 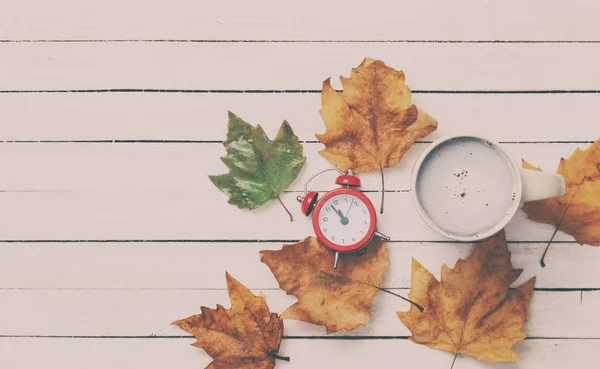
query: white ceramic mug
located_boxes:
[411,135,565,241]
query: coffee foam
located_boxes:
[415,137,519,238]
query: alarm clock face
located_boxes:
[313,188,377,252]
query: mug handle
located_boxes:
[520,168,566,202]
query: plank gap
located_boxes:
[0,140,595,144]
[1,335,598,340]
[3,39,600,44]
[0,239,582,244]
[2,89,600,94]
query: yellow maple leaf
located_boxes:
[172,273,286,368]
[398,231,535,365]
[316,58,438,212]
[523,139,600,247]
[260,236,389,333]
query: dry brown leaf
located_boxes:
[172,273,286,369]
[522,139,600,246]
[316,58,438,212]
[260,236,389,333]
[398,231,535,364]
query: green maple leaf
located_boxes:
[210,112,306,221]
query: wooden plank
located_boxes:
[2,43,600,90]
[1,93,599,142]
[0,189,582,242]
[0,192,577,242]
[0,289,597,338]
[2,0,600,41]
[0,337,597,368]
[0,242,597,290]
[0,142,583,192]
[0,142,586,241]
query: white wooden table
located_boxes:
[1,1,600,368]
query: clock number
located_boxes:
[333,200,339,205]
[362,209,367,214]
[345,198,349,203]
[323,228,327,233]
[352,237,356,242]
[341,238,345,244]
[364,220,368,225]
[326,207,330,212]
[354,201,358,207]
[322,217,328,222]
[331,236,335,241]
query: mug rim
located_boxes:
[411,134,523,242]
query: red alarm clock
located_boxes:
[297,169,389,268]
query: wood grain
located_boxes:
[1,242,596,290]
[2,0,600,41]
[0,337,598,369]
[0,142,585,191]
[0,143,588,241]
[0,289,598,338]
[2,93,599,142]
[2,43,600,90]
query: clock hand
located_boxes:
[331,205,349,225]
[345,198,355,218]
[330,205,344,219]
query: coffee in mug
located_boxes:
[412,135,565,241]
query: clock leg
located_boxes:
[333,252,340,269]
[375,230,390,241]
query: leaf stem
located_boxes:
[268,352,290,362]
[540,179,582,267]
[540,225,561,267]
[450,351,459,369]
[276,195,294,222]
[331,272,424,312]
[379,167,385,214]
[378,287,424,313]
